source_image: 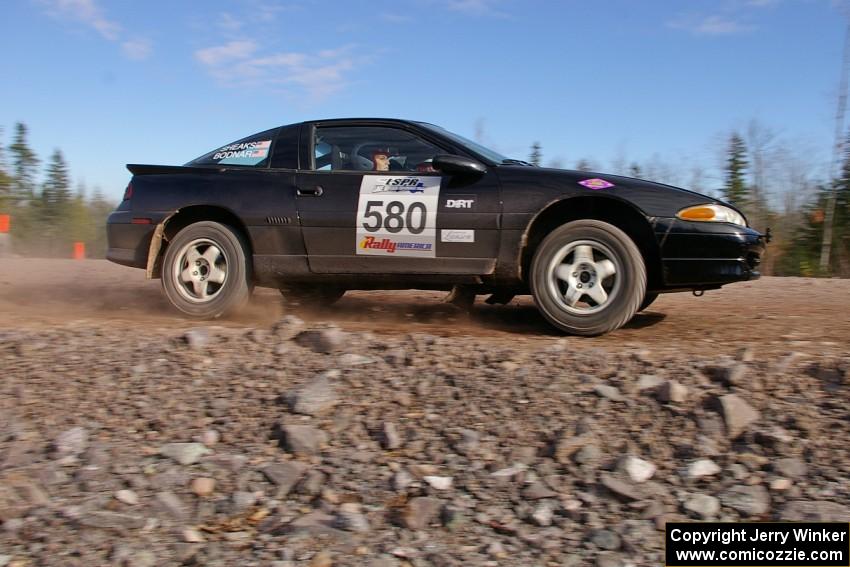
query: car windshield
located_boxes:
[418,123,513,165]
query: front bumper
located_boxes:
[653,218,766,287]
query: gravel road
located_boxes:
[1,259,848,566]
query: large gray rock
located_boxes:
[182,328,211,350]
[773,457,807,479]
[600,474,645,501]
[261,461,307,496]
[159,443,210,466]
[79,510,146,530]
[52,426,88,458]
[403,497,442,530]
[684,459,721,479]
[294,327,345,354]
[657,380,688,403]
[590,529,621,551]
[620,456,656,483]
[381,422,402,450]
[273,315,306,339]
[684,494,720,519]
[155,491,188,521]
[335,502,371,533]
[718,394,760,438]
[289,375,338,416]
[594,384,624,402]
[720,485,770,516]
[280,424,327,456]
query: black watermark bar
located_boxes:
[666,522,850,567]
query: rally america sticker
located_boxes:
[356,175,441,257]
[578,178,615,190]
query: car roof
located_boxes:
[288,118,436,128]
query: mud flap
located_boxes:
[145,222,166,279]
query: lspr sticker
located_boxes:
[578,178,614,190]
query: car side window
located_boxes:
[313,126,443,173]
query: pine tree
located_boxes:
[723,132,749,206]
[32,149,72,256]
[529,142,542,166]
[41,149,72,224]
[629,163,642,179]
[575,159,593,172]
[0,126,11,203]
[8,122,39,204]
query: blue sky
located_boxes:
[0,0,846,200]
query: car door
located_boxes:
[294,122,501,275]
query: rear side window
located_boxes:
[187,128,279,167]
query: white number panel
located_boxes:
[355,175,441,257]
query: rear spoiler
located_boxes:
[126,163,226,176]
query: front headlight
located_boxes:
[676,204,747,227]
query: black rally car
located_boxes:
[107,118,766,335]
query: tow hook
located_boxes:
[693,290,705,297]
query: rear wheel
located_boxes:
[530,220,646,335]
[279,284,345,307]
[161,221,252,318]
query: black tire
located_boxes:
[638,292,659,312]
[161,221,252,319]
[279,284,345,307]
[530,219,646,336]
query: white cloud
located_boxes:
[39,0,152,59]
[194,41,361,99]
[195,40,259,66]
[669,14,755,36]
[122,38,152,61]
[380,13,412,23]
[446,0,502,15]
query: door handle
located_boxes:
[297,185,323,197]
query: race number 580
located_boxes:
[361,200,427,235]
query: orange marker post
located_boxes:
[0,214,9,234]
[73,241,86,260]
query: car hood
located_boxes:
[495,166,729,218]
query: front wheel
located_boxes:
[161,221,252,318]
[530,220,646,336]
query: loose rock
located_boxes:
[289,375,339,416]
[720,485,770,516]
[684,494,720,519]
[159,443,210,466]
[620,456,656,483]
[294,327,345,354]
[280,424,328,456]
[403,497,442,530]
[718,394,760,438]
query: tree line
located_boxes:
[529,124,850,278]
[0,123,115,258]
